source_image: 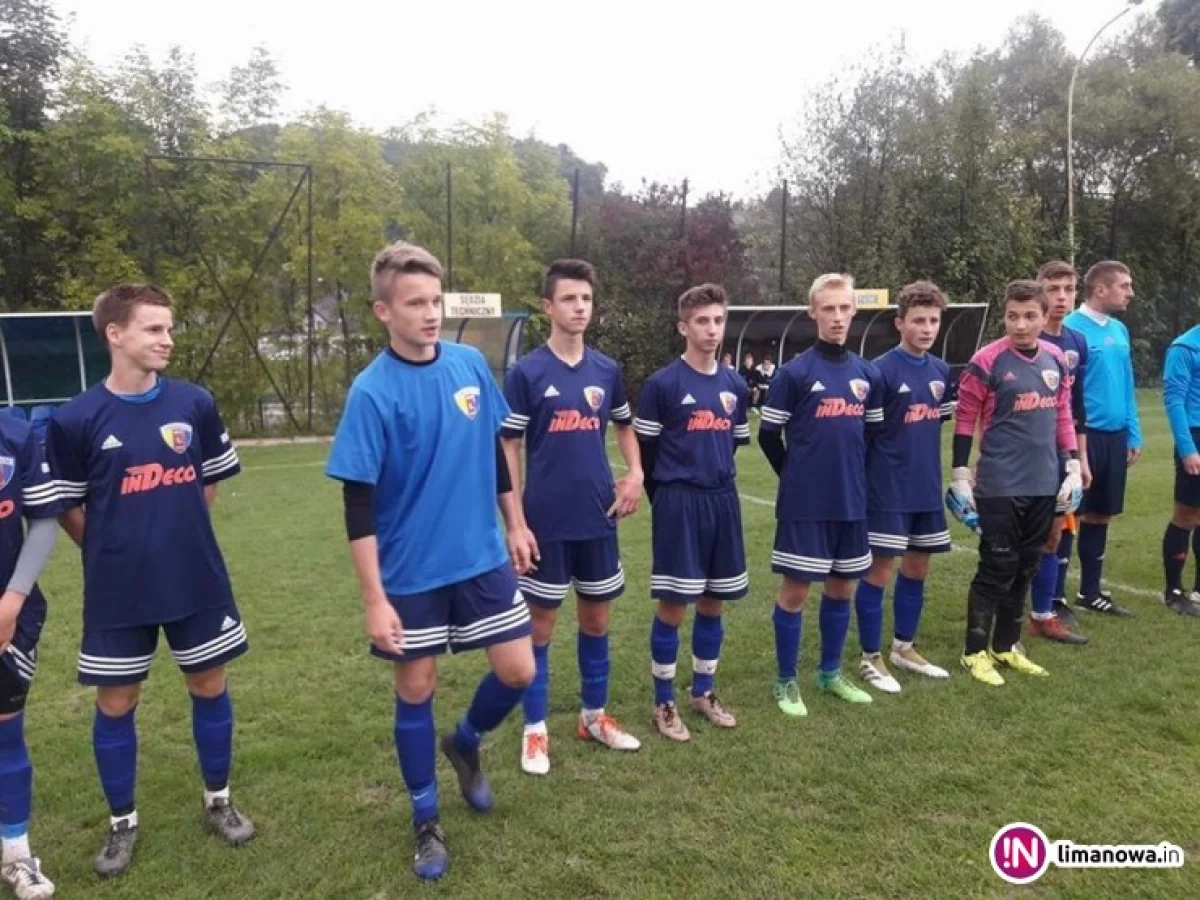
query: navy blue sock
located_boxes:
[1055,530,1074,598]
[773,604,802,680]
[690,613,723,697]
[892,573,925,643]
[93,706,137,815]
[455,672,524,757]
[818,595,851,675]
[523,643,549,725]
[190,690,233,791]
[0,714,31,837]
[1031,552,1058,617]
[1078,523,1107,598]
[578,632,609,711]
[854,580,884,654]
[650,615,679,706]
[395,695,438,826]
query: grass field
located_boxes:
[23,390,1200,898]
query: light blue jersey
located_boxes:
[326,343,510,596]
[1163,325,1200,458]
[1063,306,1142,449]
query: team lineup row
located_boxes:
[0,245,1188,895]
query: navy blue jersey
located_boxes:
[1039,325,1089,429]
[500,345,632,542]
[326,343,510,596]
[44,379,241,630]
[866,349,954,514]
[634,358,750,490]
[0,417,67,620]
[761,349,883,522]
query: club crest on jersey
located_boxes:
[1041,369,1060,391]
[583,385,605,412]
[1064,350,1079,369]
[719,391,738,415]
[159,422,193,454]
[0,456,13,490]
[929,380,945,401]
[454,386,481,420]
[849,379,870,401]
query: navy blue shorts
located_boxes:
[867,510,952,557]
[78,602,248,686]
[772,520,871,580]
[1175,427,1200,507]
[1080,428,1128,517]
[651,485,748,603]
[519,535,624,607]
[2,588,47,694]
[372,563,532,662]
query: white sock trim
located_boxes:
[523,721,547,735]
[204,787,230,808]
[111,810,138,829]
[1,833,30,864]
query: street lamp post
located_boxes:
[1066,0,1144,269]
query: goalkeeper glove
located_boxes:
[1057,458,1083,513]
[945,466,980,534]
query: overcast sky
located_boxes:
[55,0,1148,197]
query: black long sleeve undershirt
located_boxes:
[758,428,785,476]
[639,437,659,501]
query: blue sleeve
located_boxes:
[500,364,530,438]
[1164,345,1195,457]
[43,414,89,510]
[760,365,796,432]
[937,360,957,421]
[197,392,241,485]
[18,427,66,519]
[1070,337,1088,430]
[864,362,885,434]
[633,376,664,440]
[326,383,387,486]
[610,367,632,425]
[733,376,750,446]
[1123,324,1142,450]
[478,357,510,436]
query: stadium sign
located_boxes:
[444,292,502,318]
[854,289,890,309]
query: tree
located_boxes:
[1161,0,1200,65]
[218,45,283,135]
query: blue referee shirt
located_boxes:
[1063,305,1142,449]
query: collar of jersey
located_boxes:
[386,344,441,367]
[543,343,587,371]
[1078,303,1110,326]
[1004,337,1041,361]
[894,346,929,366]
[106,376,165,405]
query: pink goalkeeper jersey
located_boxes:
[954,338,1077,499]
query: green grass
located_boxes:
[26,390,1200,898]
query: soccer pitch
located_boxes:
[24,391,1200,898]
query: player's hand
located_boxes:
[608,470,644,519]
[1127,447,1142,467]
[1058,459,1084,512]
[507,526,540,576]
[365,601,404,656]
[1184,453,1200,476]
[0,591,25,656]
[950,466,975,507]
[1081,457,1094,489]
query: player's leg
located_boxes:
[649,486,703,741]
[0,634,54,899]
[770,520,833,716]
[961,497,1019,686]
[888,549,945,677]
[165,605,253,846]
[516,542,569,776]
[573,535,638,751]
[79,626,156,878]
[687,488,745,728]
[858,515,904,694]
[1076,431,1133,616]
[1163,447,1200,615]
[393,656,446,881]
[1054,514,1078,624]
[1029,513,1088,644]
[369,584,451,881]
[441,564,533,815]
[820,522,874,702]
[991,497,1054,677]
